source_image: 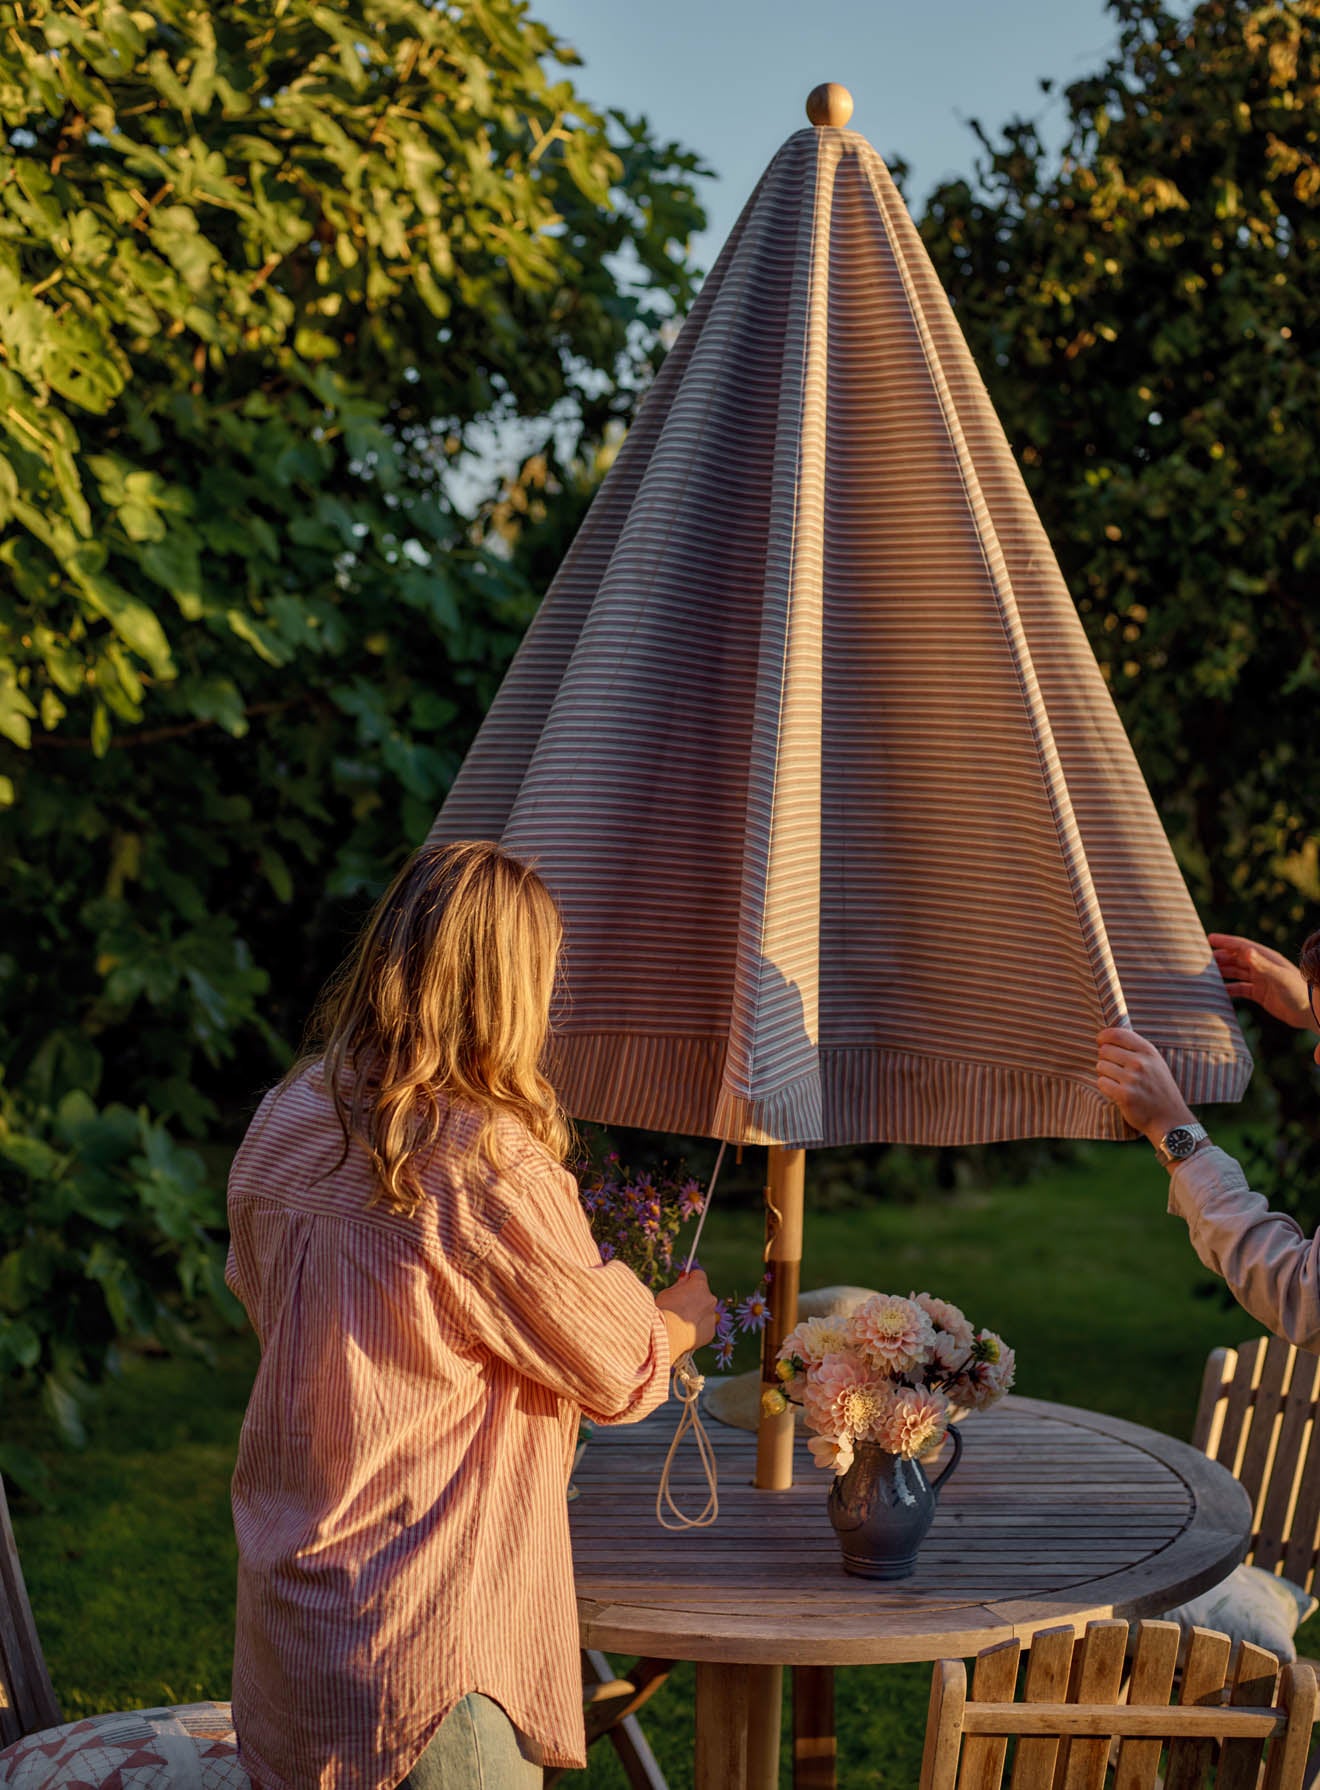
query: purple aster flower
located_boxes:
[598,1241,615,1262]
[678,1178,705,1220]
[737,1288,771,1332]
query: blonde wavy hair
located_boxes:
[296,839,570,1216]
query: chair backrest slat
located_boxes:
[1009,1627,1077,1790]
[921,1659,968,1790]
[1217,1639,1285,1790]
[1282,1437,1320,1593]
[1192,1349,1235,1456]
[1237,1338,1293,1524]
[1164,1623,1233,1790]
[1216,1340,1267,1475]
[957,1640,1020,1790]
[1256,1351,1320,1577]
[1262,1665,1319,1790]
[1058,1622,1128,1790]
[1113,1620,1181,1790]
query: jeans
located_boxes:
[399,1693,543,1789]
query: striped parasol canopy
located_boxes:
[430,88,1251,1154]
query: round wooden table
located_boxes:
[569,1393,1252,1790]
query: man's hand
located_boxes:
[655,1269,719,1358]
[1096,1026,1195,1149]
[1208,933,1313,1030]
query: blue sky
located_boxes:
[538,0,1121,269]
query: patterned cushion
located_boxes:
[0,1702,249,1789]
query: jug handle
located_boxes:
[930,1421,963,1498]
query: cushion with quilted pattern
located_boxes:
[0,1701,250,1789]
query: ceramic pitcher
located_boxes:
[827,1424,963,1579]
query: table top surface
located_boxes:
[569,1393,1252,1665]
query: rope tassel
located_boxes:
[654,1140,727,1532]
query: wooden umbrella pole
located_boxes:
[754,1145,805,1491]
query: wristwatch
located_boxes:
[1154,1122,1210,1168]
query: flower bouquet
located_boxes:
[578,1152,767,1365]
[770,1291,1014,1579]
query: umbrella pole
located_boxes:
[754,1145,805,1490]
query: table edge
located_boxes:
[574,1394,1253,1664]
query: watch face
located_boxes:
[1164,1126,1197,1158]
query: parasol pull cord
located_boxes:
[655,1140,727,1532]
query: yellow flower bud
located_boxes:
[761,1387,789,1418]
[775,1357,795,1383]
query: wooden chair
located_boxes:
[0,1481,60,1747]
[920,1618,1318,1790]
[544,1651,673,1789]
[1193,1337,1320,1595]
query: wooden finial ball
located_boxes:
[806,83,854,129]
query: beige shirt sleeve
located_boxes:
[1167,1144,1320,1351]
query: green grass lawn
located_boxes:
[7,1132,1292,1787]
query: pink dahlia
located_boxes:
[871,1385,949,1459]
[850,1294,936,1377]
[802,1352,873,1439]
[912,1291,974,1356]
[778,1315,851,1370]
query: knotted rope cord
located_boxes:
[655,1139,728,1532]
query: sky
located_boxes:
[537,0,1121,270]
[455,0,1132,504]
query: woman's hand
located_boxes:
[1208,933,1313,1030]
[655,1269,719,1358]
[1096,1026,1196,1149]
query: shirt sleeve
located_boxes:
[224,1238,245,1307]
[1167,1144,1320,1351]
[457,1152,671,1426]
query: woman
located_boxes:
[225,839,719,1790]
[1096,929,1320,1349]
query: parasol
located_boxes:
[429,82,1251,1490]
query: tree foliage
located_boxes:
[0,0,705,1439]
[918,0,1320,1200]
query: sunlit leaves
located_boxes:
[0,0,706,1428]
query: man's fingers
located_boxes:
[1096,1035,1157,1062]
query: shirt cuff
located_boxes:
[1166,1143,1246,1220]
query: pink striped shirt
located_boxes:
[225,1068,670,1789]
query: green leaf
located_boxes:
[140,530,204,616]
[71,561,175,678]
[0,670,36,748]
[225,609,289,666]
